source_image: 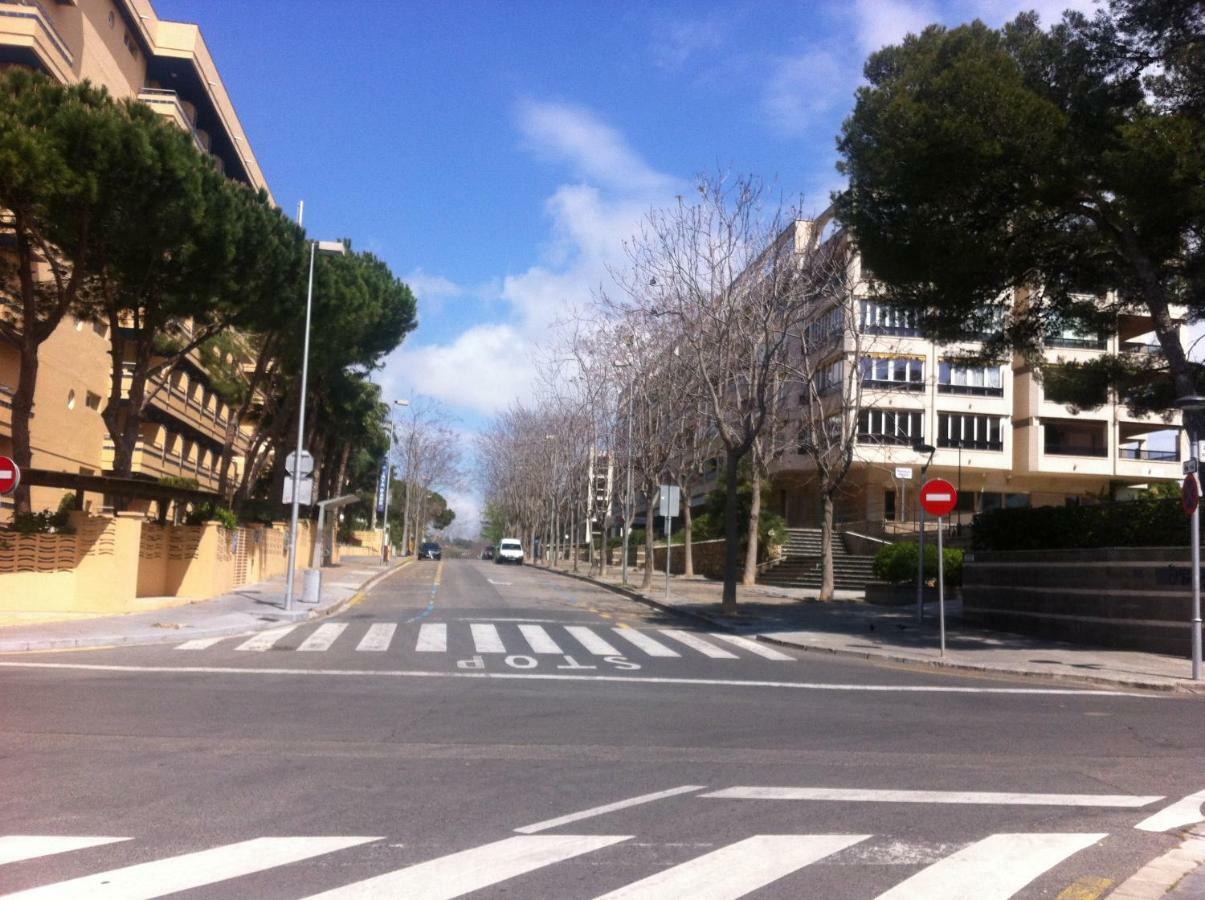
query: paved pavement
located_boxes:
[0,558,1201,898]
[549,564,1205,695]
[0,554,406,652]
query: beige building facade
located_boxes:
[0,0,270,516]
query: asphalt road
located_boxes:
[1,558,1202,898]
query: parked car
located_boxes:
[481,545,495,560]
[418,541,442,561]
[495,538,524,565]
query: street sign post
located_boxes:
[920,478,958,657]
[659,485,681,599]
[0,456,20,496]
[894,466,913,480]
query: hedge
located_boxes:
[971,498,1188,551]
[873,542,964,587]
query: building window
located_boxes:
[93,321,107,337]
[859,300,919,337]
[860,356,924,391]
[85,392,102,411]
[858,408,923,445]
[938,362,1003,396]
[816,360,843,395]
[1045,420,1108,457]
[804,307,844,350]
[66,389,76,410]
[1047,319,1106,350]
[938,413,1003,450]
[108,11,115,28]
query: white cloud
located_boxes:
[650,17,726,71]
[854,0,940,54]
[965,0,1098,27]
[404,268,463,302]
[759,50,851,136]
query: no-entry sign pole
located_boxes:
[920,478,958,658]
[1183,469,1201,680]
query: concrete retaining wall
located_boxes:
[962,547,1195,656]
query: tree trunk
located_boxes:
[571,505,579,572]
[217,337,276,501]
[333,442,351,500]
[642,488,657,589]
[720,448,741,613]
[742,465,761,586]
[682,478,694,578]
[820,492,835,601]
[9,338,39,515]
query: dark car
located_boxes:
[481,545,495,560]
[418,542,442,561]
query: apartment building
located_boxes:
[0,0,270,514]
[772,216,1187,533]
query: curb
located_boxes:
[0,560,412,653]
[1110,832,1205,899]
[543,566,1201,696]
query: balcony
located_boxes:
[938,437,1003,451]
[1047,335,1107,350]
[1118,447,1179,462]
[1045,442,1108,458]
[862,379,924,393]
[858,433,916,447]
[937,383,1004,397]
[0,0,75,82]
[1121,341,1162,356]
[137,89,210,155]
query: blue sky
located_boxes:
[156,0,1095,531]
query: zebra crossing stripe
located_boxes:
[471,623,506,654]
[594,833,870,899]
[611,628,679,657]
[0,836,128,866]
[565,625,620,656]
[415,623,446,652]
[234,625,298,652]
[304,834,629,899]
[703,787,1162,807]
[299,624,348,652]
[658,630,738,659]
[873,832,1105,900]
[708,633,794,660]
[518,624,563,654]
[4,836,379,900]
[356,624,396,652]
[174,637,229,651]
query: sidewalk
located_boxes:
[0,554,408,653]
[549,565,1205,696]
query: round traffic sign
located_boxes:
[1183,474,1199,516]
[920,478,958,517]
[0,455,20,496]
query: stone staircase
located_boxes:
[758,528,879,591]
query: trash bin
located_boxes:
[302,568,322,604]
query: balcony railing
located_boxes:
[862,379,924,392]
[1044,442,1109,457]
[937,384,1004,397]
[1119,447,1179,462]
[861,324,922,337]
[1047,336,1107,350]
[858,433,917,446]
[938,438,1003,451]
[1121,342,1162,356]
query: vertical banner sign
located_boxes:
[375,462,389,514]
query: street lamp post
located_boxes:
[379,399,409,563]
[912,441,936,623]
[1174,395,1205,681]
[614,360,634,585]
[284,238,347,611]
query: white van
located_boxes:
[495,538,524,565]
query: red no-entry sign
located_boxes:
[0,456,20,496]
[1183,474,1199,516]
[920,478,958,517]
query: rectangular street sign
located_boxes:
[1185,457,1199,475]
[895,467,914,480]
[375,462,389,513]
[658,485,681,518]
[283,476,313,506]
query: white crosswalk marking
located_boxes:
[518,624,563,654]
[708,633,794,660]
[298,623,348,652]
[356,624,396,652]
[595,833,870,899]
[234,625,297,652]
[611,628,679,657]
[657,630,738,659]
[0,836,128,866]
[4,836,379,900]
[565,625,621,656]
[415,623,446,652]
[873,832,1106,900]
[174,636,229,650]
[471,623,506,654]
[304,834,629,899]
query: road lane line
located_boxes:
[594,833,870,899]
[612,628,680,657]
[0,662,1156,696]
[658,630,738,659]
[471,623,507,654]
[356,624,396,653]
[518,624,563,654]
[565,626,621,656]
[708,633,794,660]
[4,836,379,900]
[304,834,628,899]
[515,785,705,834]
[0,836,128,866]
[298,623,348,652]
[874,832,1106,900]
[234,626,298,652]
[174,637,229,651]
[415,623,446,652]
[703,787,1163,807]
[1134,786,1205,831]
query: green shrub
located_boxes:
[972,498,1186,551]
[10,506,74,535]
[873,541,963,587]
[185,503,238,529]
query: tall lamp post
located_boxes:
[1174,395,1205,681]
[284,238,347,611]
[614,359,634,585]
[912,441,936,623]
[379,399,410,562]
